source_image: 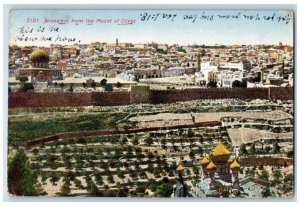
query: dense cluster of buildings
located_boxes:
[9,39,294,90]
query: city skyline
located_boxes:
[9,10,294,47]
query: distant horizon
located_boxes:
[9,40,294,48]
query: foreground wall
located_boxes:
[150,88,271,104]
[8,87,293,108]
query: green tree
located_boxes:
[155,183,173,197]
[17,76,29,83]
[68,84,74,92]
[260,170,269,181]
[287,150,294,158]
[120,136,128,145]
[240,144,247,155]
[82,82,87,88]
[8,149,38,196]
[273,170,282,185]
[22,83,34,92]
[262,187,271,198]
[132,136,139,146]
[187,128,194,138]
[161,138,166,146]
[274,142,281,153]
[232,80,247,88]
[100,78,107,86]
[59,184,70,196]
[105,84,113,91]
[145,136,153,146]
[59,82,65,90]
[116,82,122,88]
[250,143,256,155]
[207,81,217,88]
[87,181,100,196]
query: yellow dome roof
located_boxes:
[30,49,49,62]
[227,158,233,163]
[230,160,241,169]
[206,161,217,170]
[211,142,230,157]
[176,164,184,172]
[200,156,210,165]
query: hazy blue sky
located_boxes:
[9,10,294,46]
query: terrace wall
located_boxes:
[239,156,293,167]
[25,121,221,147]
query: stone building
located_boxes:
[19,48,62,84]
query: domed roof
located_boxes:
[30,49,49,62]
[206,161,217,170]
[227,158,233,163]
[230,160,241,169]
[176,164,185,172]
[211,142,230,157]
[200,156,210,165]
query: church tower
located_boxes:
[174,164,188,197]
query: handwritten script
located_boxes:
[14,11,292,43]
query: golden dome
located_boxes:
[176,164,184,172]
[230,160,241,169]
[206,161,217,170]
[200,156,210,165]
[211,142,230,157]
[30,49,49,62]
[227,158,233,163]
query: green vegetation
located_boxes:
[156,48,168,54]
[8,149,40,196]
[21,83,34,92]
[17,76,29,83]
[232,80,247,88]
[207,81,217,88]
[105,84,113,92]
[259,170,269,181]
[68,84,74,92]
[8,111,129,146]
[116,82,122,88]
[100,78,107,86]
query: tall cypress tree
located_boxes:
[8,149,38,196]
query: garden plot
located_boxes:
[23,126,228,197]
[227,128,293,147]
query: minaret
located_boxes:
[281,60,285,76]
[116,38,119,47]
[230,160,241,190]
[206,161,217,190]
[174,164,188,197]
[196,53,201,72]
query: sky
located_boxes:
[9,10,294,46]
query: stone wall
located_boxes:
[8,91,131,108]
[91,92,130,106]
[8,87,293,108]
[8,92,93,108]
[240,156,293,167]
[130,85,150,104]
[150,88,269,104]
[269,87,294,101]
